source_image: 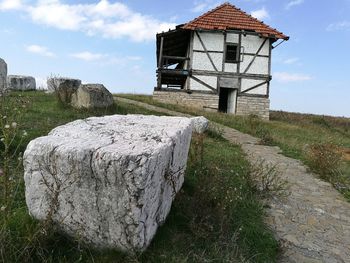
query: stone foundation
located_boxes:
[236,96,270,120]
[153,90,218,111]
[153,90,270,120]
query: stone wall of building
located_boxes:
[153,90,270,120]
[153,90,219,111]
[236,96,270,120]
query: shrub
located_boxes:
[245,115,274,145]
[249,160,288,198]
[306,143,342,182]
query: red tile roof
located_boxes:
[182,2,289,40]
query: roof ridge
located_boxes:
[184,2,230,28]
[182,2,289,40]
[231,4,286,37]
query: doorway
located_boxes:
[218,88,237,113]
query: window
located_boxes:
[225,44,239,63]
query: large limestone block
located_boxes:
[71,84,114,109]
[47,77,81,104]
[0,58,7,93]
[24,115,193,252]
[7,75,36,91]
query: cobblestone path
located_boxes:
[117,97,350,263]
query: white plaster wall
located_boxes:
[192,52,223,71]
[241,35,269,56]
[193,32,224,51]
[190,75,217,91]
[226,33,239,43]
[240,55,269,75]
[224,63,238,73]
[241,79,267,95]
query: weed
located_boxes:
[0,92,278,262]
[306,143,342,181]
[117,94,350,200]
[206,124,224,140]
[249,160,288,198]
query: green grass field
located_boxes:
[0,92,278,262]
[117,94,350,199]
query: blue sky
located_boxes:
[0,0,349,117]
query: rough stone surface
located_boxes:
[153,90,218,111]
[7,75,36,91]
[191,116,209,133]
[47,78,82,103]
[153,90,270,119]
[0,58,7,94]
[116,97,350,263]
[24,115,192,252]
[71,84,113,109]
[236,96,270,120]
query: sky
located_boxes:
[0,0,349,117]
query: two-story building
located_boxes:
[153,2,289,120]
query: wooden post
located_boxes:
[157,36,164,89]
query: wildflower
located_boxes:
[2,115,6,119]
[0,138,4,142]
[4,124,10,129]
[0,206,6,212]
[23,130,28,137]
[11,122,17,128]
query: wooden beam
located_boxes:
[241,80,268,94]
[190,75,218,93]
[193,49,223,54]
[191,69,271,80]
[243,38,268,74]
[162,55,189,61]
[158,36,164,68]
[195,31,219,72]
[243,53,270,58]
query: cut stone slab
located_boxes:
[24,115,193,252]
[47,77,82,104]
[71,84,114,109]
[191,116,209,134]
[7,75,36,91]
[0,58,7,94]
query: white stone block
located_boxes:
[24,115,193,252]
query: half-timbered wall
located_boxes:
[188,30,271,97]
[155,29,274,120]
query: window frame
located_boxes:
[224,43,240,64]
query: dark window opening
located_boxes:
[225,44,239,63]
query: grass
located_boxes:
[117,94,350,199]
[1,91,278,262]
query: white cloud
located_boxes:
[326,21,350,31]
[251,7,269,20]
[283,57,300,64]
[70,51,106,62]
[274,72,312,82]
[70,51,143,66]
[191,0,221,13]
[26,45,56,57]
[4,0,175,42]
[0,0,23,10]
[285,0,304,10]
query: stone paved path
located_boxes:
[117,97,350,263]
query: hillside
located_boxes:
[0,92,278,263]
[118,94,350,200]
